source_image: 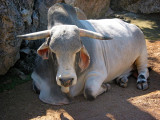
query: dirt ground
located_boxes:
[0,15,160,120]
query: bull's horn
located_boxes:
[17,30,51,40]
[79,28,112,40]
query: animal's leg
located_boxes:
[135,50,149,90]
[69,74,86,97]
[116,76,129,88]
[84,74,109,100]
[101,83,111,93]
[116,67,133,88]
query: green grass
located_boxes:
[0,74,31,93]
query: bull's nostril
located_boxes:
[71,78,74,82]
[59,77,74,87]
[59,78,64,83]
[68,78,74,84]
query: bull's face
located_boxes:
[49,26,82,88]
[17,25,112,93]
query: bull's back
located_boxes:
[80,19,146,81]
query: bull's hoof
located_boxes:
[84,88,95,101]
[120,82,128,88]
[116,76,128,88]
[137,74,148,90]
[137,81,148,90]
[102,83,111,92]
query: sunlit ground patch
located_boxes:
[146,40,160,72]
[30,109,74,120]
[106,113,116,120]
[127,90,160,120]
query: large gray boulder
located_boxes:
[111,0,160,14]
[0,0,24,75]
[71,0,111,19]
[0,0,37,75]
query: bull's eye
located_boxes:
[47,37,51,45]
[75,51,80,66]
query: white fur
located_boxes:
[70,18,148,98]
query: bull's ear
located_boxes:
[79,46,90,72]
[37,43,49,59]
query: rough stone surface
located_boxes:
[74,0,111,18]
[64,0,111,18]
[0,0,24,75]
[111,0,160,14]
[105,7,114,17]
[74,7,87,20]
[65,0,75,5]
[0,0,41,75]
[21,9,32,26]
[0,0,45,75]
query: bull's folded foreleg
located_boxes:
[69,74,86,97]
[83,74,109,100]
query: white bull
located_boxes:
[18,3,149,105]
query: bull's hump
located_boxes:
[48,3,78,27]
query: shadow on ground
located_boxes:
[0,68,159,120]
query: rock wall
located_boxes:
[0,0,41,75]
[111,0,160,14]
[0,0,25,75]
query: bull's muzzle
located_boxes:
[59,77,74,87]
